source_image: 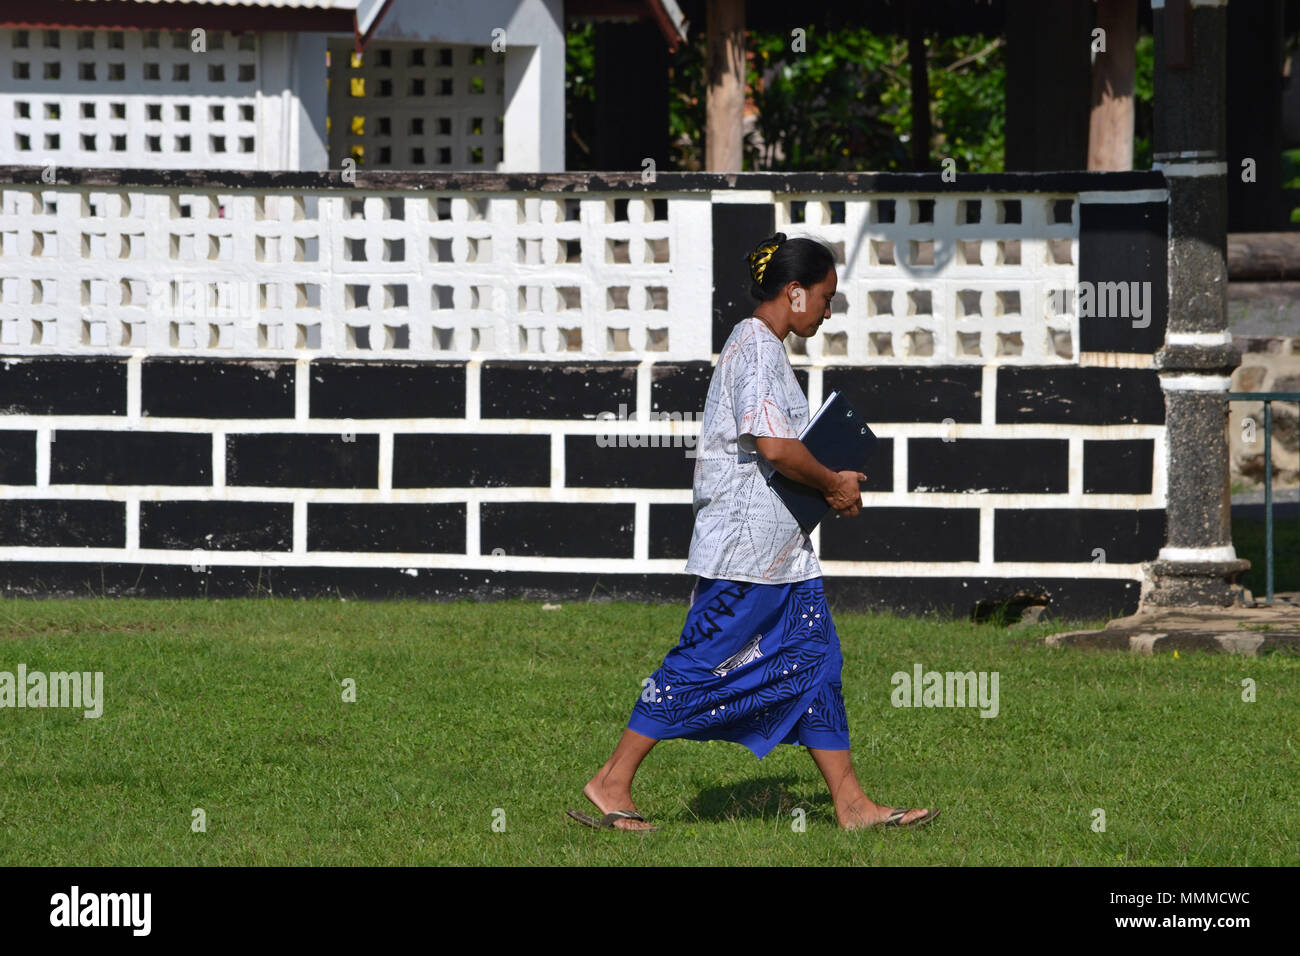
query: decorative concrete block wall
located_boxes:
[327,39,507,172]
[0,168,1169,619]
[0,28,327,171]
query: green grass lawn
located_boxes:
[0,596,1295,866]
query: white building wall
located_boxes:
[327,39,507,171]
[366,0,565,171]
[0,27,329,171]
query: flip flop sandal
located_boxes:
[566,808,661,832]
[883,807,940,829]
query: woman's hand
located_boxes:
[753,437,866,518]
[824,470,866,517]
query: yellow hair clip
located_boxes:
[751,242,780,285]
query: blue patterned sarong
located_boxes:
[627,576,850,759]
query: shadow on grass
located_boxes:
[689,775,830,822]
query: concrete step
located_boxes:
[1046,602,1300,656]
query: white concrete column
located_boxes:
[503,41,563,172]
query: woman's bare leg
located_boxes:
[808,747,934,829]
[582,728,659,830]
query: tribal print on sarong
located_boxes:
[627,576,850,758]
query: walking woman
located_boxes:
[568,233,940,832]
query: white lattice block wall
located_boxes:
[0,28,275,170]
[777,193,1079,365]
[327,40,506,171]
[0,186,712,362]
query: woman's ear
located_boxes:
[786,281,808,314]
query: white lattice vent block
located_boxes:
[2,28,260,169]
[327,40,506,171]
[778,194,1079,364]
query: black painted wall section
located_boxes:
[994,509,1166,563]
[1083,440,1154,494]
[0,564,1144,621]
[0,358,125,415]
[51,431,211,485]
[141,501,292,551]
[649,503,695,560]
[909,438,1068,493]
[0,431,36,484]
[308,503,465,552]
[821,508,982,563]
[310,362,465,418]
[226,434,379,488]
[996,367,1164,424]
[480,363,636,419]
[1,291,1168,619]
[712,203,775,353]
[393,435,550,487]
[143,360,294,419]
[650,362,713,415]
[565,437,695,489]
[1078,202,1168,353]
[825,367,982,423]
[480,503,635,558]
[0,500,125,547]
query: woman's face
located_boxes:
[788,269,838,337]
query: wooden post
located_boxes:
[1088,0,1136,171]
[706,0,745,172]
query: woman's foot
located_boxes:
[582,774,656,831]
[836,793,935,830]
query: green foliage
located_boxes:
[745,29,911,171]
[1133,32,1155,170]
[567,25,1008,172]
[744,29,1007,172]
[666,29,708,171]
[925,36,1007,173]
[564,22,596,169]
[1283,148,1300,189]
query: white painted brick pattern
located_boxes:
[327,40,506,172]
[1,28,261,170]
[0,187,712,362]
[0,184,1080,365]
[777,194,1079,365]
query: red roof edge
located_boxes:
[644,0,685,53]
[354,0,394,54]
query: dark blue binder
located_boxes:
[765,391,878,534]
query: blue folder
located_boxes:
[765,390,879,534]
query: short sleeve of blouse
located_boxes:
[732,330,798,455]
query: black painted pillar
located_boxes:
[1144,0,1249,606]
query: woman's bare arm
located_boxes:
[753,436,865,516]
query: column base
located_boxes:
[1140,557,1252,607]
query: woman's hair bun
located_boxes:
[744,232,836,304]
[746,233,787,287]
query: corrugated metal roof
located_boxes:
[46,0,391,44]
[68,1,365,9]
